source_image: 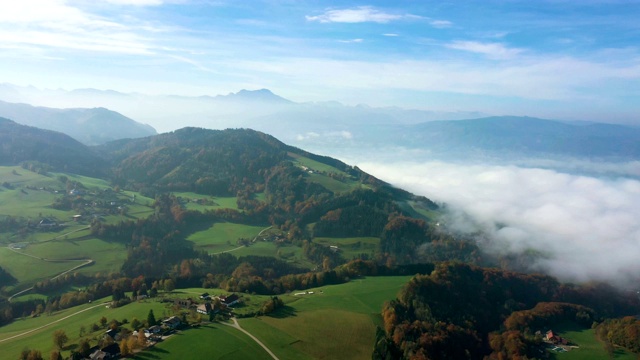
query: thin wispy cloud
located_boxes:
[306,6,417,24]
[445,40,524,60]
[429,20,452,28]
[382,33,399,37]
[338,38,363,43]
[0,0,160,56]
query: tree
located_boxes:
[137,329,147,347]
[19,349,43,360]
[49,350,62,360]
[53,329,68,350]
[131,317,141,330]
[78,338,91,357]
[120,339,131,357]
[163,278,175,292]
[100,316,108,328]
[147,309,156,326]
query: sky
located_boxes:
[0,0,639,123]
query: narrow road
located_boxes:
[221,317,280,360]
[0,302,108,343]
[211,226,273,255]
[6,244,94,301]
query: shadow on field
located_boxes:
[267,305,297,318]
[135,345,170,359]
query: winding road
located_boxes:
[0,302,108,343]
[221,317,280,360]
[6,225,95,301]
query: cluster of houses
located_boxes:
[195,293,240,315]
[169,293,241,317]
[89,315,185,359]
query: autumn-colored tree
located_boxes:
[120,339,131,356]
[49,350,62,360]
[137,329,147,347]
[52,329,68,349]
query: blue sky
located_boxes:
[0,0,639,123]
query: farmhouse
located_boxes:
[545,330,568,345]
[163,316,181,329]
[174,298,194,308]
[90,343,121,360]
[220,294,240,307]
[146,325,162,334]
[197,303,214,315]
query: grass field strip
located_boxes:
[6,240,94,301]
[0,302,108,343]
[221,317,280,360]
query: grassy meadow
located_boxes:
[549,322,636,360]
[239,276,411,360]
[133,323,273,360]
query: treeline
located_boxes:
[0,265,17,287]
[595,316,640,353]
[375,263,640,360]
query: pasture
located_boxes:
[239,276,411,360]
[185,222,269,252]
[549,322,636,360]
[133,323,273,360]
[312,237,379,260]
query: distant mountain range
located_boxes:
[1,84,639,171]
[0,100,156,145]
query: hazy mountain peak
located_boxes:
[216,88,292,103]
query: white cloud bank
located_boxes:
[358,161,640,286]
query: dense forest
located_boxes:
[374,263,639,359]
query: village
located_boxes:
[85,291,245,360]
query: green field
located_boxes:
[0,247,77,290]
[288,154,349,175]
[186,222,269,252]
[174,192,240,211]
[239,276,411,360]
[133,323,273,360]
[313,237,379,260]
[549,322,636,360]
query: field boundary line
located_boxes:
[0,302,108,343]
[221,317,280,360]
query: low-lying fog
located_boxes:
[355,159,640,287]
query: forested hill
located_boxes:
[0,117,106,176]
[96,127,390,196]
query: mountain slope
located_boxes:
[96,127,386,195]
[0,117,107,176]
[0,100,156,145]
